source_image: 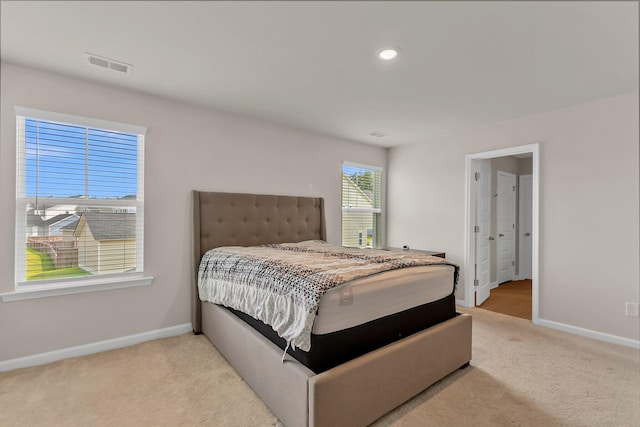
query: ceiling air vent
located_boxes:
[85,53,132,74]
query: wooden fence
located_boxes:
[28,236,79,269]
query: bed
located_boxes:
[192,190,472,427]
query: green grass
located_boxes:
[26,248,88,281]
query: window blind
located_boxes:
[15,108,146,286]
[341,162,382,248]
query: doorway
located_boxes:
[464,143,539,322]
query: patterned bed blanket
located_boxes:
[198,240,458,352]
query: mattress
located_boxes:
[313,264,455,334]
[227,264,457,373]
[199,241,459,352]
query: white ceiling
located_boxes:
[1,1,638,148]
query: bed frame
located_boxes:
[192,190,471,427]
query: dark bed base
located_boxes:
[228,293,456,373]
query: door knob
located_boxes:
[525,232,531,237]
[498,233,504,237]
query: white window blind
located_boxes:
[15,107,146,287]
[341,162,382,248]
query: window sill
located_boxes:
[0,275,154,302]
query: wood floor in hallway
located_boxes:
[478,279,532,320]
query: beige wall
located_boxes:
[0,63,386,361]
[2,61,636,359]
[518,157,533,175]
[388,91,639,342]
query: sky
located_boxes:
[25,118,138,199]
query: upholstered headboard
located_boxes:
[191,190,327,333]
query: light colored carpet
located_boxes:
[1,307,638,426]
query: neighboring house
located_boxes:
[342,173,374,248]
[25,211,77,237]
[25,210,44,237]
[60,216,80,241]
[73,212,137,274]
[45,214,78,237]
[26,203,80,237]
[41,204,77,221]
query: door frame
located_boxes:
[464,143,540,322]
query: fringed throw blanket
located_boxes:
[198,240,459,352]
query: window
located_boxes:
[14,107,147,290]
[341,162,382,248]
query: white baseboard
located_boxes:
[0,323,193,372]
[456,298,469,307]
[534,318,640,349]
[489,281,499,290]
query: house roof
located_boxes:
[77,212,136,240]
[60,216,80,231]
[44,213,74,227]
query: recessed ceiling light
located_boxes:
[369,131,388,138]
[378,49,398,61]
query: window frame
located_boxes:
[341,161,384,249]
[4,107,152,301]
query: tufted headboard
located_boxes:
[191,190,327,333]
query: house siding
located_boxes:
[75,222,100,274]
[342,212,374,248]
[97,239,136,273]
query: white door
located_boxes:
[518,175,533,279]
[496,171,516,284]
[475,160,492,305]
